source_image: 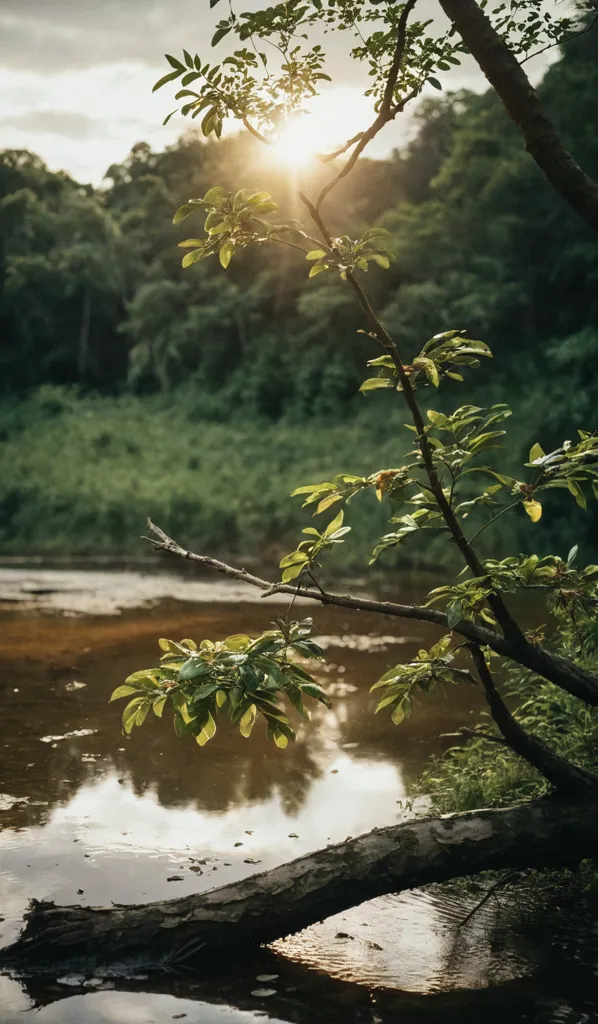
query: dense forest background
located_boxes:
[1,29,597,570]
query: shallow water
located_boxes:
[0,567,596,1023]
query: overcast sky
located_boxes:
[0,0,556,186]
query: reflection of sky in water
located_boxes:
[0,755,407,940]
[0,588,584,1023]
[0,983,288,1024]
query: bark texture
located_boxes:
[3,796,598,973]
[439,0,598,235]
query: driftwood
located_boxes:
[2,795,597,973]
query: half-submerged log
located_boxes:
[2,797,598,973]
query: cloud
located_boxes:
[0,2,214,73]
[0,110,107,140]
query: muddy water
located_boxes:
[0,568,596,1024]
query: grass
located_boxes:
[0,386,444,571]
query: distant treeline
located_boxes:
[0,28,597,561]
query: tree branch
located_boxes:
[298,190,524,644]
[143,520,598,708]
[438,0,598,235]
[315,0,420,209]
[468,644,598,793]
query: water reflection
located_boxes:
[1,575,596,1023]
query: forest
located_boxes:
[1,25,597,566]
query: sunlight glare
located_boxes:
[270,88,374,168]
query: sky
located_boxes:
[0,0,557,187]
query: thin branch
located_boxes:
[143,519,598,708]
[441,727,509,747]
[520,11,598,66]
[458,870,519,928]
[315,87,419,210]
[241,116,271,145]
[318,131,365,164]
[467,644,598,793]
[467,500,520,544]
[315,0,420,208]
[299,190,524,644]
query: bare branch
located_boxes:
[468,644,598,793]
[143,520,598,708]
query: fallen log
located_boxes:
[2,795,597,973]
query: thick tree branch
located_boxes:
[143,520,598,708]
[3,796,597,972]
[438,0,598,234]
[468,644,598,793]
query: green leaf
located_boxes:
[391,702,406,725]
[153,695,168,718]
[178,657,210,682]
[110,684,141,702]
[152,70,182,92]
[122,696,147,734]
[316,493,343,514]
[323,509,344,537]
[359,377,393,393]
[306,250,327,260]
[446,600,463,628]
[529,442,546,464]
[204,186,229,204]
[413,357,439,387]
[219,240,234,269]
[281,563,306,583]
[369,253,390,270]
[182,248,204,268]
[428,76,442,90]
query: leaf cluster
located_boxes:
[306,227,393,280]
[110,618,331,749]
[371,635,472,725]
[174,186,283,269]
[279,508,351,582]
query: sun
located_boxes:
[269,89,374,168]
[271,116,325,166]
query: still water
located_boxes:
[0,567,596,1023]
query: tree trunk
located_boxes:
[439,0,598,235]
[77,286,91,383]
[3,795,597,974]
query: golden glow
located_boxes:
[271,116,323,166]
[270,88,375,167]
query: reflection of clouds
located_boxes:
[0,757,405,943]
[16,990,284,1024]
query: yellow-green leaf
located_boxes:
[528,442,546,463]
[219,241,234,269]
[239,704,257,738]
[523,499,543,523]
[110,684,141,702]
